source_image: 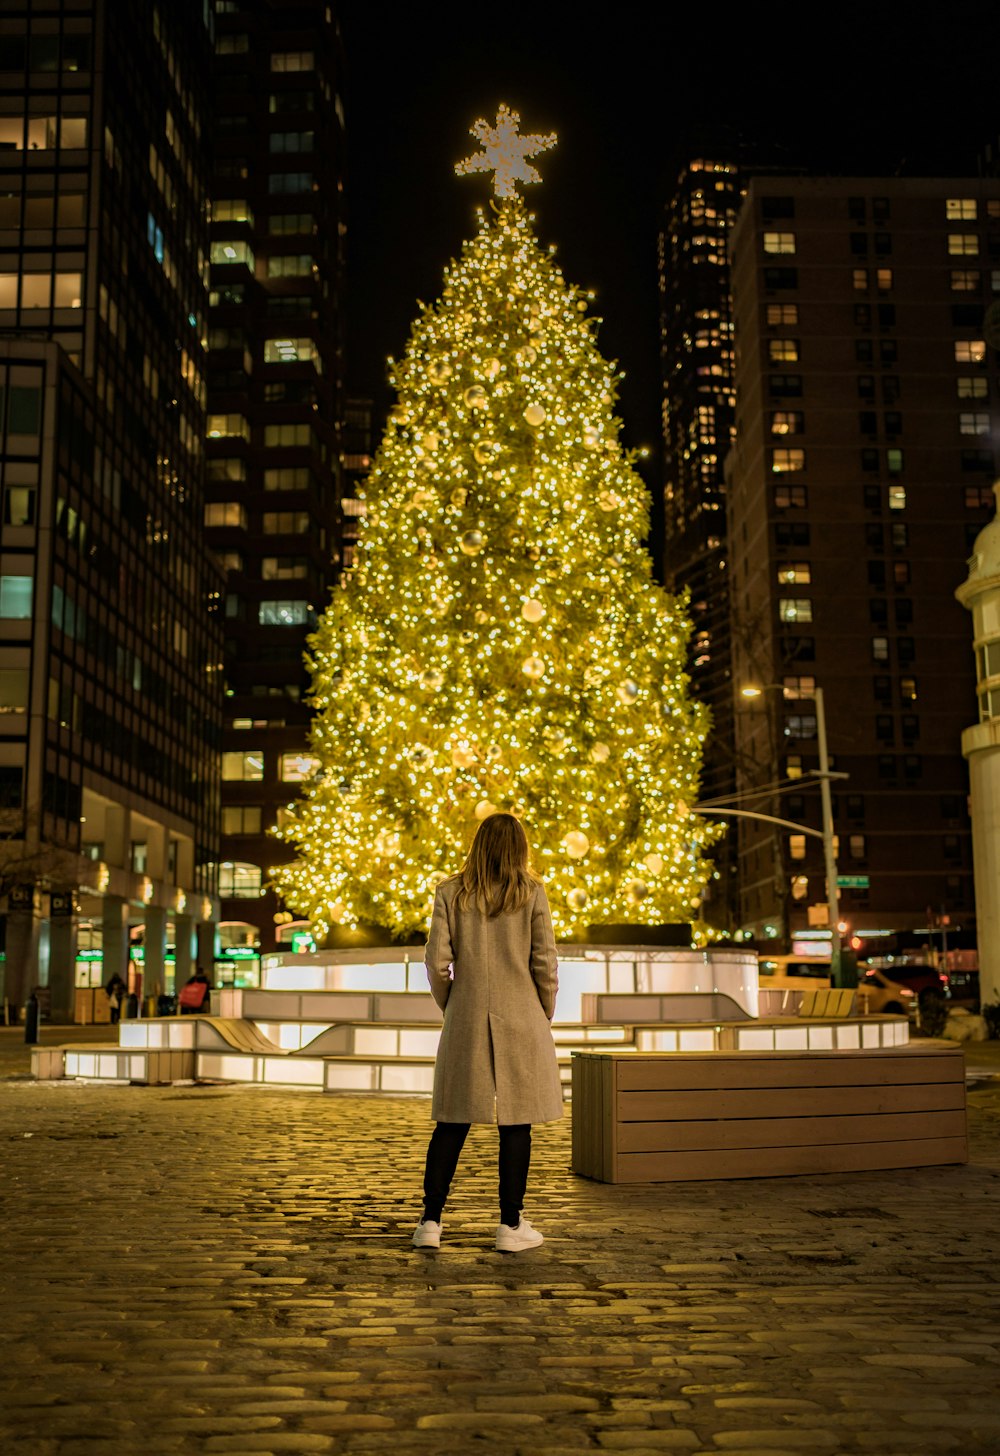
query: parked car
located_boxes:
[860,964,950,1015]
[857,967,918,1016]
[945,969,980,1012]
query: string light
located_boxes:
[273,120,718,941]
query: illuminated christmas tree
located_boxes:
[274,107,718,940]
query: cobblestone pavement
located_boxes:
[1,1073,999,1456]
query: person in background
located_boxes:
[178,964,212,1015]
[104,973,127,1025]
[415,812,562,1254]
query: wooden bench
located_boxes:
[571,1047,967,1183]
[798,987,855,1017]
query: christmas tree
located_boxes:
[274,107,718,941]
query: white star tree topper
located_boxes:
[455,104,557,200]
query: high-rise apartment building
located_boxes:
[658,157,743,927]
[207,1,345,967]
[0,0,223,1016]
[727,177,1000,946]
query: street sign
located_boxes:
[837,875,870,889]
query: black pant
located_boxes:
[422,1121,531,1228]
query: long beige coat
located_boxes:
[424,877,563,1125]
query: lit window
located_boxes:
[269,131,315,154]
[774,484,807,508]
[0,574,33,618]
[215,32,250,54]
[208,414,250,442]
[264,467,310,491]
[264,337,318,365]
[849,834,866,860]
[769,338,799,363]
[222,751,264,781]
[948,234,979,256]
[204,501,248,528]
[888,485,906,511]
[779,598,812,623]
[966,485,995,508]
[268,173,314,195]
[771,448,805,473]
[271,50,314,71]
[951,270,979,291]
[218,862,262,898]
[268,212,316,236]
[789,835,807,861]
[4,487,35,526]
[266,254,314,277]
[872,636,889,661]
[264,424,311,448]
[211,239,254,267]
[213,199,253,224]
[222,807,262,835]
[852,268,868,290]
[777,562,811,584]
[786,754,803,780]
[946,199,977,220]
[216,551,243,573]
[955,340,986,363]
[783,676,815,700]
[259,600,311,626]
[262,556,308,579]
[280,752,319,782]
[766,304,798,325]
[785,714,817,739]
[959,411,990,435]
[770,410,803,435]
[958,377,989,399]
[886,449,904,474]
[0,667,29,713]
[876,268,893,291]
[764,232,796,255]
[900,677,918,702]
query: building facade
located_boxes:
[658,157,744,928]
[727,177,1000,949]
[207,1,346,966]
[0,0,222,1016]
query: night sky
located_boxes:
[341,0,999,538]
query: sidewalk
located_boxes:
[1,1071,999,1454]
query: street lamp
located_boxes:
[740,681,843,980]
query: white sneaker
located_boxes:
[412,1219,441,1249]
[495,1217,544,1252]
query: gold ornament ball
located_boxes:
[576,299,588,312]
[474,799,496,821]
[521,598,545,623]
[428,359,452,385]
[419,668,444,691]
[590,741,610,763]
[460,529,484,555]
[563,830,590,859]
[617,679,640,705]
[474,609,490,624]
[451,746,476,769]
[522,655,545,680]
[450,486,468,507]
[567,887,589,911]
[375,830,401,858]
[524,404,546,427]
[464,384,487,409]
[525,545,541,562]
[483,357,501,379]
[473,440,496,465]
[643,852,665,876]
[459,628,476,644]
[626,878,648,903]
[485,744,503,761]
[598,491,621,511]
[516,345,537,366]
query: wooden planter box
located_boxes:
[571,1047,968,1183]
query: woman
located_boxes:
[415,812,563,1253]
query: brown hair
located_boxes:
[454,812,537,918]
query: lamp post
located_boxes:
[739,682,842,981]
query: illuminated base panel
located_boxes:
[36,947,909,1092]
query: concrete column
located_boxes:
[103,807,129,871]
[196,919,217,977]
[964,724,1000,1006]
[172,913,194,992]
[2,908,41,1015]
[101,894,129,985]
[47,912,77,1023]
[143,904,167,1005]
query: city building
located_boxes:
[0,0,223,1017]
[658,156,743,928]
[726,176,1000,949]
[206,0,346,972]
